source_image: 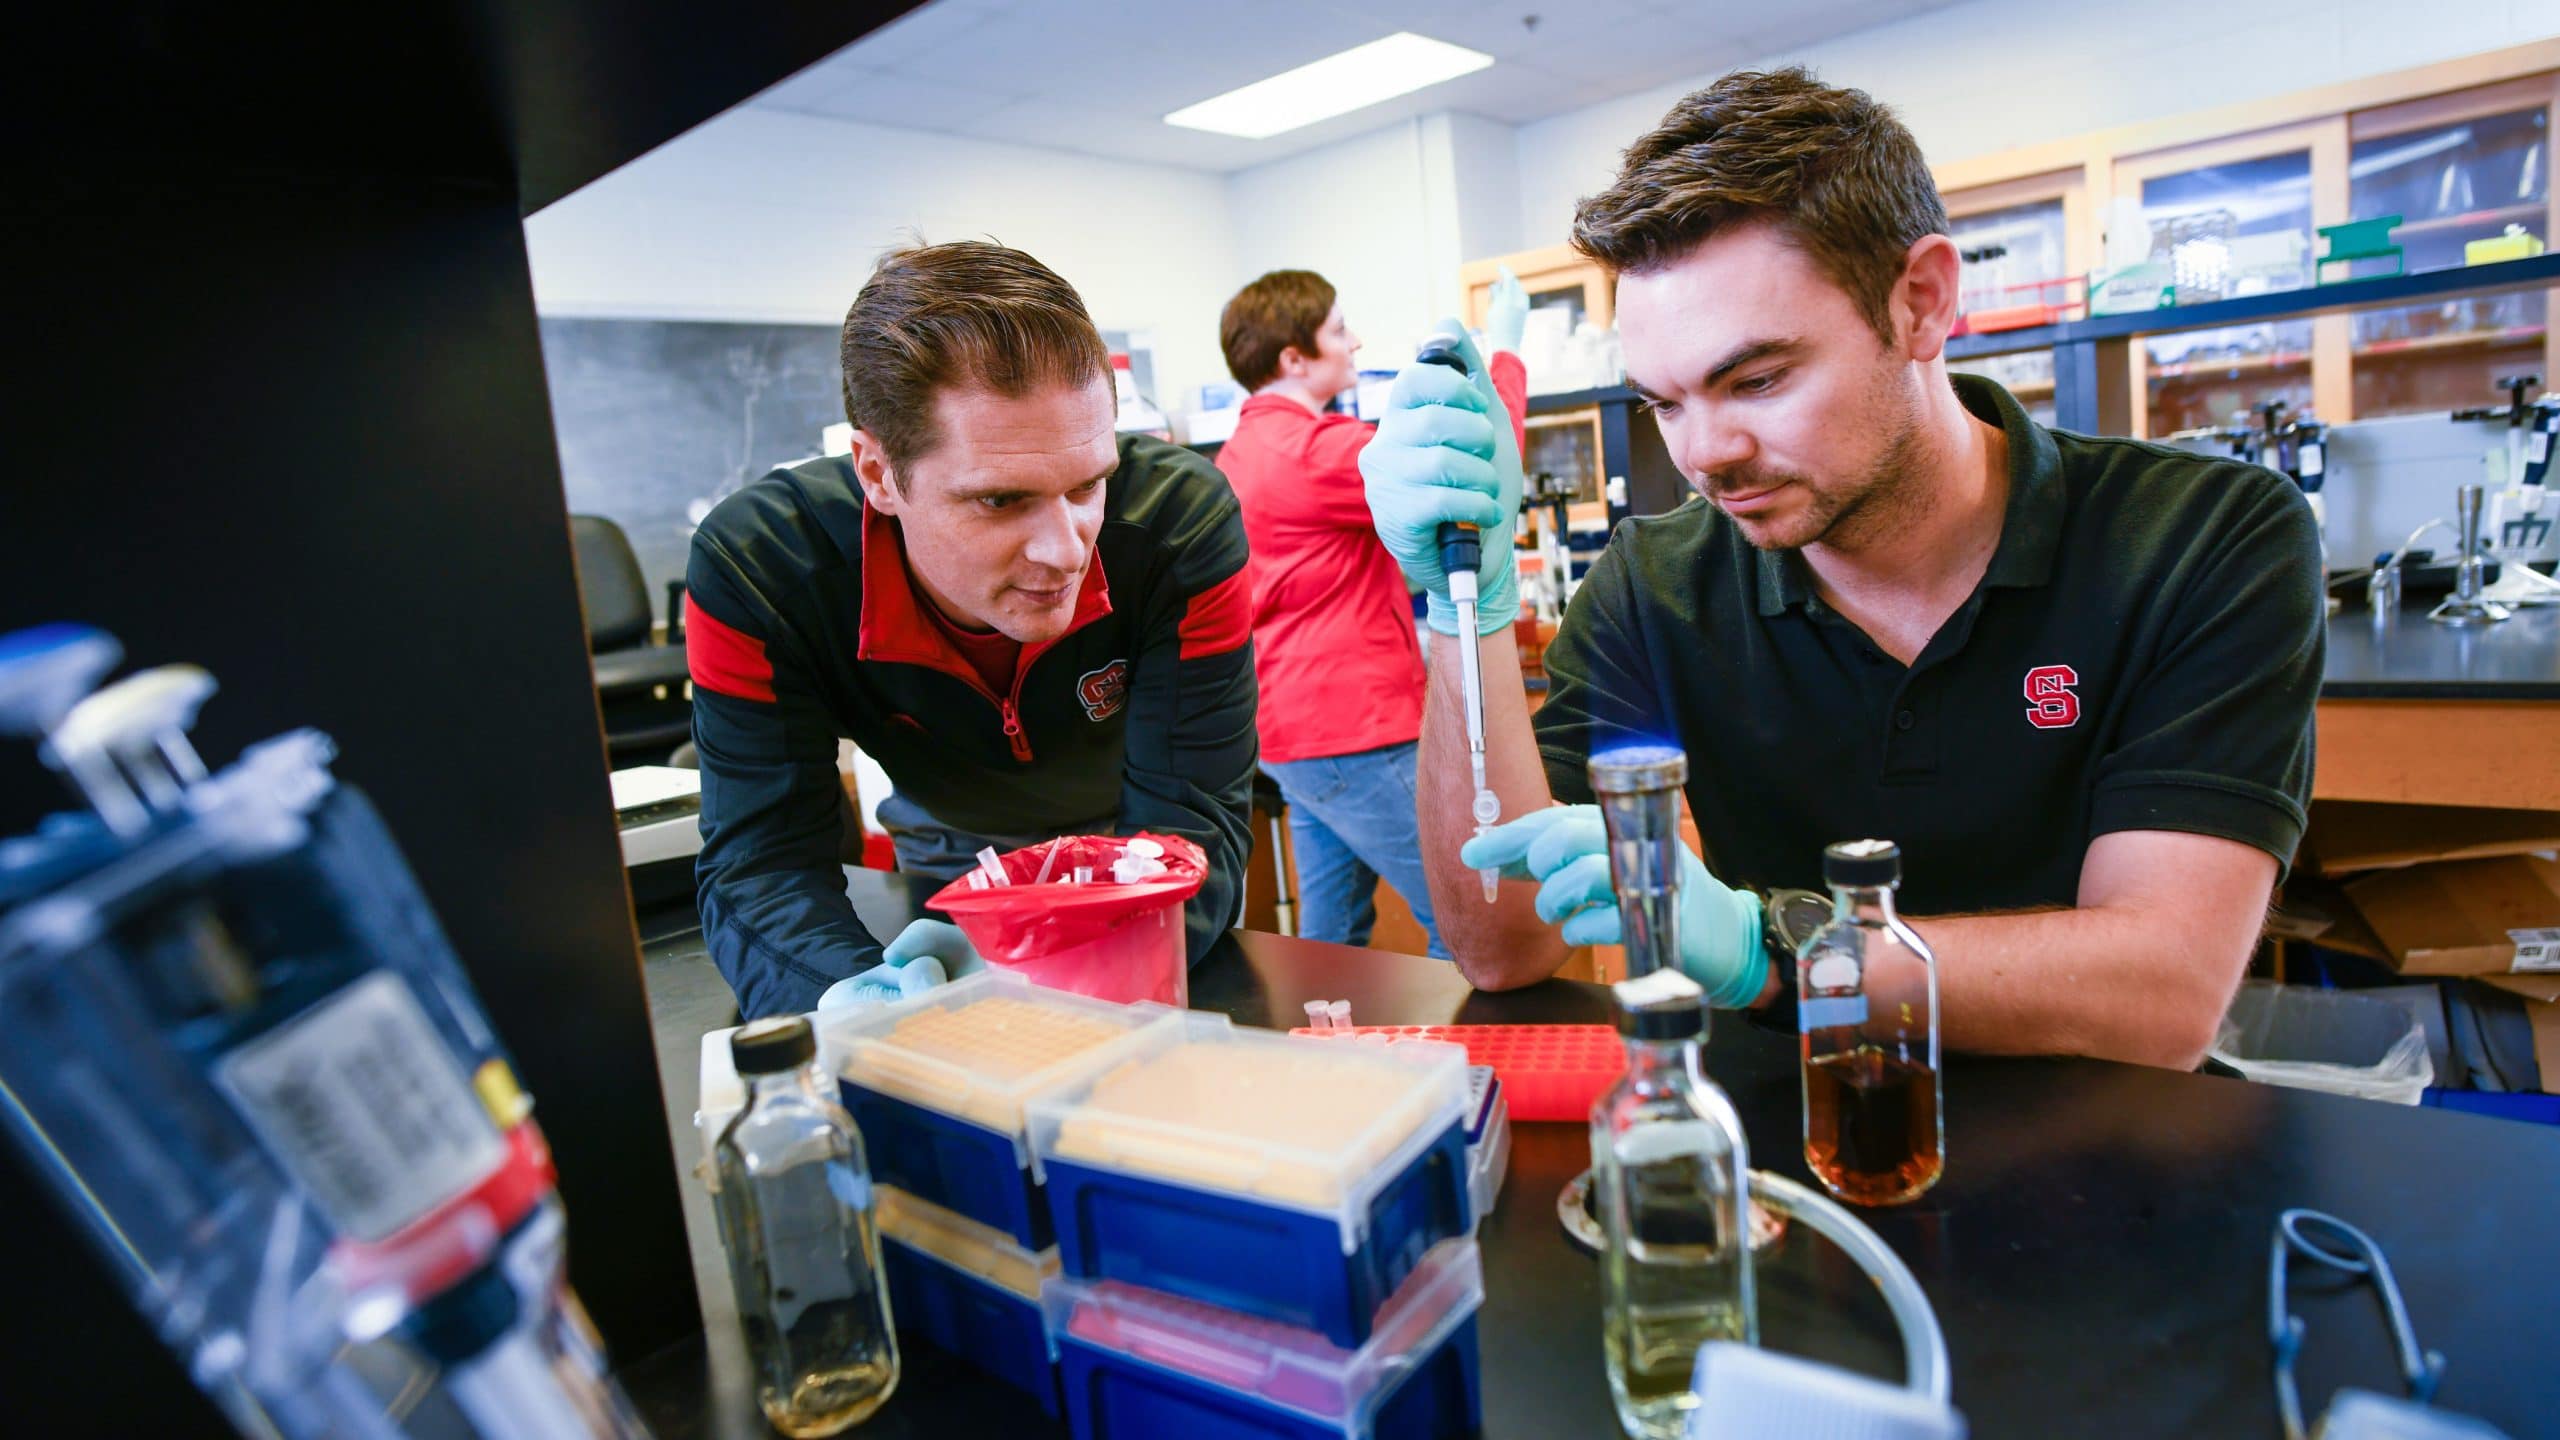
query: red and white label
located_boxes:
[2024,664,2080,730]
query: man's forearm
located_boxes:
[1420,627,1567,989]
[1903,904,2251,1069]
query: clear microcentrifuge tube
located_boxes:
[1325,999,1353,1031]
[1304,1000,1328,1030]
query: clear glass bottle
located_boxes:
[1799,839,1943,1207]
[1592,967,1757,1440]
[711,1016,899,1436]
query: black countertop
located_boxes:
[2323,597,2560,699]
[620,871,2560,1440]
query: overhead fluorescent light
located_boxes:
[1164,33,1493,140]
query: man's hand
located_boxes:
[814,918,984,1011]
[1461,806,1770,1007]
[1359,321,1524,638]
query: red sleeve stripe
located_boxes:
[685,595,776,702]
[1176,565,1253,661]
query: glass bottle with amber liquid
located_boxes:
[1798,839,1943,1206]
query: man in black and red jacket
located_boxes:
[684,242,1255,1018]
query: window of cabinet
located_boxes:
[2137,150,2320,436]
[2348,100,2553,417]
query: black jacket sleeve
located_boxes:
[686,530,884,1018]
[1115,471,1257,964]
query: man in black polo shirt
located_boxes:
[1359,68,2321,1068]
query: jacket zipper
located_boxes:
[946,639,1057,765]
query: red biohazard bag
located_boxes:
[925,832,1205,1007]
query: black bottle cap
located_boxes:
[731,1015,816,1075]
[1612,968,1705,1041]
[1823,838,1901,888]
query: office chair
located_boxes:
[571,513,693,767]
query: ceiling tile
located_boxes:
[759,66,1027,131]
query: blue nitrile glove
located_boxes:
[1359,320,1523,638]
[813,919,983,1011]
[1483,266,1529,355]
[1459,805,1769,1008]
[883,917,985,978]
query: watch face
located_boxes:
[1766,889,1833,958]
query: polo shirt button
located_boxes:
[1895,708,1916,731]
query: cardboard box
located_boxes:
[2478,975,2560,1093]
[2343,854,2560,975]
[2301,802,2560,877]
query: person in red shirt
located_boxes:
[1214,269,1526,954]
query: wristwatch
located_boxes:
[1762,888,1831,973]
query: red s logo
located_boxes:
[2024,664,2080,729]
[1077,660,1129,721]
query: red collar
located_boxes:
[855,502,1112,683]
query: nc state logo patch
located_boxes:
[1077,659,1129,721]
[2024,664,2080,729]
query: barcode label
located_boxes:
[1800,995,1869,1031]
[217,972,503,1241]
[2511,928,2560,974]
[2531,431,2551,466]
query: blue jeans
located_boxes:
[1262,742,1445,958]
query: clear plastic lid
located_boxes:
[1044,1237,1482,1427]
[876,1184,1058,1302]
[820,970,1181,1158]
[1025,1014,1469,1246]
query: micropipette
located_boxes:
[1416,332,1503,902]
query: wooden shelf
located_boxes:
[2148,350,2313,383]
[2385,202,2545,240]
[2352,324,2546,358]
[2009,379,2056,400]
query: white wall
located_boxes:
[525,106,1241,415]
[1224,119,1448,370]
[1516,0,2560,249]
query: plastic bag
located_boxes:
[2209,981,2433,1105]
[925,833,1204,1006]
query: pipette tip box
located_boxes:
[1028,1014,1472,1348]
[1048,1237,1485,1440]
[876,1185,1063,1417]
[822,970,1181,1249]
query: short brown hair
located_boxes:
[1219,270,1336,391]
[841,240,1109,476]
[1570,68,1948,342]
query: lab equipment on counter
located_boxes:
[820,969,1179,1250]
[1048,1237,1485,1440]
[1800,840,1944,1207]
[2479,388,2560,608]
[1592,968,1757,1440]
[0,625,649,1440]
[712,1016,901,1436]
[2270,1210,2511,1440]
[1029,1013,1472,1348]
[1289,1022,1624,1121]
[875,1186,1061,1416]
[1415,329,1504,904]
[2430,484,2511,626]
[926,832,1204,1006]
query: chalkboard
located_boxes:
[540,317,846,624]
